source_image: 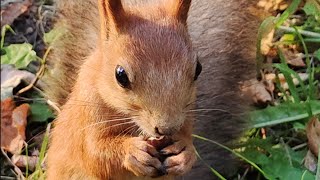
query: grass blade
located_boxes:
[275,0,302,27]
[276,49,301,103]
[192,134,271,179]
[34,123,51,179]
[194,149,227,180]
[256,17,275,77]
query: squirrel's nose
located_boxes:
[155,126,174,136]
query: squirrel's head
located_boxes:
[96,0,201,137]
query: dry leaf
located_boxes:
[257,0,288,11]
[260,29,275,55]
[11,154,38,171]
[304,150,318,173]
[240,79,273,105]
[1,64,44,99]
[282,48,306,67]
[1,98,30,154]
[306,116,320,158]
[265,73,308,90]
[0,0,32,27]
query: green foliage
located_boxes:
[275,0,302,27]
[29,102,55,122]
[315,49,320,60]
[193,134,270,179]
[30,124,50,180]
[247,1,319,179]
[303,1,320,33]
[250,100,320,128]
[44,26,67,45]
[1,25,38,69]
[1,43,38,69]
[1,25,15,48]
[240,138,315,180]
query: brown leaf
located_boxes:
[11,154,38,171]
[304,150,318,173]
[260,29,275,56]
[1,98,30,154]
[0,0,33,27]
[257,0,288,11]
[265,73,308,90]
[240,79,273,105]
[306,116,320,158]
[282,49,306,67]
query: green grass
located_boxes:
[198,0,320,179]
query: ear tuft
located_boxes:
[98,0,126,39]
[169,0,192,25]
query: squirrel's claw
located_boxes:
[123,137,164,177]
[162,140,196,176]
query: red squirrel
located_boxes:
[45,0,267,179]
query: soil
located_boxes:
[2,0,55,57]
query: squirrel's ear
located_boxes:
[98,0,126,38]
[168,0,192,25]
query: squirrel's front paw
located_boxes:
[160,139,196,176]
[123,137,165,177]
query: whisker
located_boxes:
[116,124,138,138]
[61,103,139,113]
[81,121,135,131]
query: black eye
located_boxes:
[194,61,202,81]
[115,65,130,88]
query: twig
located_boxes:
[240,167,250,180]
[16,46,52,95]
[292,143,307,151]
[47,99,61,113]
[280,138,293,166]
[1,148,25,180]
[16,63,45,95]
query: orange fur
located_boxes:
[45,0,269,179]
[47,0,196,179]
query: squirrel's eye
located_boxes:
[194,61,202,81]
[115,65,130,88]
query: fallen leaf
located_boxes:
[306,116,320,158]
[11,154,38,171]
[0,0,32,27]
[260,29,275,55]
[257,0,289,11]
[1,64,44,99]
[44,26,67,45]
[241,79,273,105]
[265,73,309,90]
[1,98,30,154]
[281,48,306,67]
[29,102,54,122]
[304,150,318,173]
[1,43,37,69]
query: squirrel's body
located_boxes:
[45,0,266,179]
